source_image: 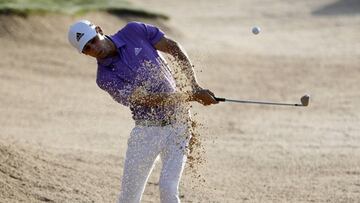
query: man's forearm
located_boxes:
[171,45,200,90]
[154,36,201,90]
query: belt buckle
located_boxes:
[161,120,168,126]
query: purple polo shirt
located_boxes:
[96,22,178,121]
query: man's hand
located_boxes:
[191,89,219,106]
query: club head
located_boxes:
[300,94,310,106]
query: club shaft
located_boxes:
[215,97,302,106]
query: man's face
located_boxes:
[82,34,108,59]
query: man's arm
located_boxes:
[154,36,218,105]
[154,36,200,90]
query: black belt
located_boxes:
[135,119,173,127]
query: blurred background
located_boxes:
[0,0,359,202]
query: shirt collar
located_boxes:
[108,34,126,49]
[97,35,126,66]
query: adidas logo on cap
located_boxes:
[68,20,98,52]
[76,32,84,42]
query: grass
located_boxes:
[0,0,168,19]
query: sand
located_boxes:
[1,0,360,202]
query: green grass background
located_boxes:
[0,0,167,18]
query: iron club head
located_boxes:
[300,94,310,106]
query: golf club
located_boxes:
[215,94,310,107]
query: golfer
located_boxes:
[68,20,218,203]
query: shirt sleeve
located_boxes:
[125,21,165,45]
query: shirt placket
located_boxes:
[113,49,137,84]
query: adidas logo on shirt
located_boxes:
[134,48,142,56]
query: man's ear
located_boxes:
[95,26,104,35]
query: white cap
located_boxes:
[68,20,97,53]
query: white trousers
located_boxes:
[118,122,190,203]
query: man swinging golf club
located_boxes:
[68,20,218,203]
